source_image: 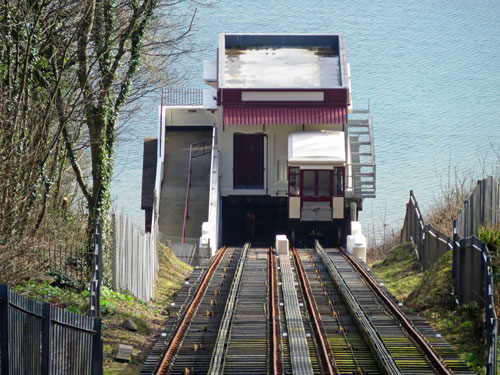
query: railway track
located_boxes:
[143,243,473,375]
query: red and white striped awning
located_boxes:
[223,105,347,125]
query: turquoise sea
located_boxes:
[111,1,500,242]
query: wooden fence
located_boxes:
[401,192,452,270]
[456,176,500,238]
[0,285,102,375]
[402,177,499,374]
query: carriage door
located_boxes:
[300,170,332,220]
[233,134,264,189]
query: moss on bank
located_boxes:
[371,242,423,301]
[372,242,486,373]
[15,242,192,374]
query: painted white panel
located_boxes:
[288,131,345,165]
[289,197,301,219]
[203,60,217,82]
[242,91,324,102]
[332,197,344,219]
[165,107,216,126]
[203,88,217,109]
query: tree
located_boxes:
[0,0,83,282]
[66,0,199,257]
[0,0,201,281]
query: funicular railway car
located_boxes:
[145,33,375,257]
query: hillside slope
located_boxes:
[372,242,486,373]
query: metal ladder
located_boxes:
[347,107,376,198]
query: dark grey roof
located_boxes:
[141,137,157,210]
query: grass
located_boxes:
[102,243,192,374]
[371,242,423,300]
[14,242,192,374]
[371,242,486,373]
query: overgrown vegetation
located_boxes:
[369,174,500,373]
[15,243,192,374]
[0,0,202,285]
[427,169,476,236]
[478,224,500,322]
[372,243,487,373]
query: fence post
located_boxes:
[97,217,102,316]
[90,217,102,318]
[91,317,103,375]
[0,284,9,375]
[41,303,52,375]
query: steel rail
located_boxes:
[155,246,228,375]
[208,243,250,375]
[336,244,453,375]
[292,248,339,375]
[303,247,364,373]
[314,243,401,374]
[269,248,280,375]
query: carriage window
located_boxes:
[289,167,300,196]
[333,168,344,197]
[317,171,331,196]
[303,171,315,196]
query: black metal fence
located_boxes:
[90,217,103,318]
[402,180,498,375]
[0,218,104,375]
[35,224,89,286]
[0,285,102,375]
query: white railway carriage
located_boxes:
[145,33,375,256]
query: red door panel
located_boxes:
[233,134,264,189]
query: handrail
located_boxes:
[181,139,212,243]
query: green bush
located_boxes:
[478,224,500,254]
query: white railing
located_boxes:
[346,110,376,198]
[200,127,220,257]
[112,213,158,302]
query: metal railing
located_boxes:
[34,224,89,286]
[181,139,213,243]
[90,217,102,317]
[162,88,204,107]
[111,213,158,302]
[346,107,376,198]
[0,284,102,375]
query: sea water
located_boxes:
[111,0,500,241]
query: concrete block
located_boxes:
[275,235,289,255]
[114,344,133,362]
[351,221,362,236]
[347,234,367,263]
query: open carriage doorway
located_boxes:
[233,133,264,189]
